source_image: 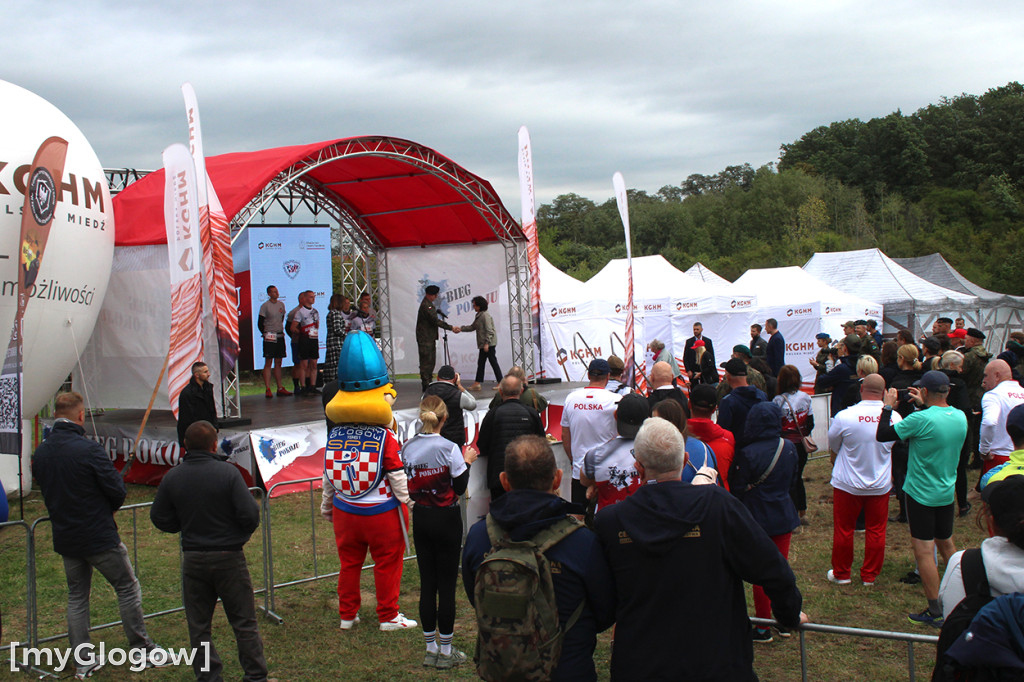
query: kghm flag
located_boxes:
[183,83,239,377]
[163,144,205,419]
[613,172,643,391]
[517,126,542,375]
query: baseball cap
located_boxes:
[980,476,1024,536]
[948,328,967,340]
[437,365,456,380]
[615,393,650,439]
[721,357,747,376]
[922,336,941,354]
[689,384,718,410]
[588,358,611,376]
[692,339,706,348]
[842,334,862,353]
[914,369,950,392]
[732,344,752,358]
[607,355,625,373]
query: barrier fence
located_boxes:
[2,477,940,680]
[750,617,939,682]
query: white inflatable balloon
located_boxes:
[0,80,114,418]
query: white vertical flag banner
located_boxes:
[182,83,239,380]
[163,144,205,419]
[517,126,542,376]
[612,172,639,389]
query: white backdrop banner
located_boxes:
[247,226,332,368]
[387,243,511,377]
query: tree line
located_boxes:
[538,81,1024,295]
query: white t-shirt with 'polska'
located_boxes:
[560,387,620,479]
[828,399,901,495]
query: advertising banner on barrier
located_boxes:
[247,226,331,368]
[76,421,253,487]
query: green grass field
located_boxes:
[0,460,987,681]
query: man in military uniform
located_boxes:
[962,328,992,463]
[416,285,457,392]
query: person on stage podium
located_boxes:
[416,285,458,392]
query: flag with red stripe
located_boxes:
[517,126,542,377]
[612,172,639,389]
[163,144,204,419]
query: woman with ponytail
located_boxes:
[402,395,478,669]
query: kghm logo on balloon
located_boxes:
[28,166,56,225]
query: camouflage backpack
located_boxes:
[474,514,584,682]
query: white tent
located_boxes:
[733,267,885,384]
[893,253,1024,352]
[685,262,732,287]
[803,248,977,336]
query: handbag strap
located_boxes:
[749,438,785,490]
[781,394,806,438]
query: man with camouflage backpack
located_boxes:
[462,435,615,681]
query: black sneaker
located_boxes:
[889,513,908,523]
[751,626,773,643]
[908,608,943,628]
[898,571,922,585]
[958,503,972,518]
[774,625,792,638]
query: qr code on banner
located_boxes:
[0,375,19,431]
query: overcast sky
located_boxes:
[4,1,1022,214]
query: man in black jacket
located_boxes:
[595,417,807,681]
[32,392,164,678]
[176,361,218,447]
[476,375,545,501]
[423,365,477,449]
[151,420,268,681]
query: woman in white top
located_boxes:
[402,396,478,669]
[773,365,814,521]
[939,475,1024,619]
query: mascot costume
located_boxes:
[320,331,416,631]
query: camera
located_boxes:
[896,388,911,403]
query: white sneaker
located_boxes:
[144,645,172,668]
[379,613,417,631]
[827,569,852,585]
[340,615,361,630]
[75,661,103,680]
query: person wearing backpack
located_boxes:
[938,475,1024,620]
[462,435,615,682]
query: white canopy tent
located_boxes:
[893,253,1024,352]
[685,262,733,287]
[803,248,977,337]
[733,267,885,385]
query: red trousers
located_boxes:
[981,454,1010,475]
[831,488,889,583]
[332,506,407,622]
[753,533,791,621]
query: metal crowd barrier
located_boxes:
[261,476,417,624]
[0,519,41,675]
[750,617,939,682]
[27,487,267,649]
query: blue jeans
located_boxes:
[63,542,153,656]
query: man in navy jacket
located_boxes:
[595,417,806,681]
[765,318,786,377]
[32,392,164,678]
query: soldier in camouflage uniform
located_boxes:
[416,285,456,392]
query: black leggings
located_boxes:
[789,440,809,512]
[412,505,463,633]
[475,346,502,383]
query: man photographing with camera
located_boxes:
[875,370,968,628]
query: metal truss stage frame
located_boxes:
[105,137,532,420]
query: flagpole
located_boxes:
[612,173,636,388]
